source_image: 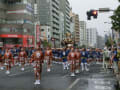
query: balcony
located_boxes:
[0,2,6,9]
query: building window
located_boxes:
[48,35,50,38]
[41,29,44,31]
[48,29,49,32]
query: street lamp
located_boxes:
[104,22,115,47]
[104,22,114,39]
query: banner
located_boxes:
[36,24,40,42]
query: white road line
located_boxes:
[8,70,33,77]
[66,78,80,90]
[62,74,69,78]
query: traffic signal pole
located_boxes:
[86,8,115,47]
[86,8,115,20]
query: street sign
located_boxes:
[99,8,110,12]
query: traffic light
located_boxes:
[92,10,98,18]
[86,10,98,20]
[87,11,91,20]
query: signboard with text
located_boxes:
[36,24,40,42]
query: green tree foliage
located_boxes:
[105,38,112,47]
[111,1,120,32]
[42,40,51,48]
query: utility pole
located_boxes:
[34,1,40,48]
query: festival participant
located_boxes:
[4,48,13,74]
[111,48,119,75]
[75,48,81,73]
[58,49,62,64]
[67,48,76,76]
[92,48,97,63]
[19,48,27,71]
[87,49,93,65]
[0,53,3,70]
[54,48,59,63]
[44,47,53,72]
[13,47,19,66]
[96,48,101,64]
[0,48,5,70]
[52,48,56,63]
[30,48,44,85]
[61,48,69,70]
[81,48,89,71]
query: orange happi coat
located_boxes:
[4,52,12,60]
[31,51,44,63]
[75,52,81,60]
[19,51,27,58]
[68,52,77,61]
[45,50,53,59]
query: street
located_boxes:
[0,62,118,90]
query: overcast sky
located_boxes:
[68,0,119,36]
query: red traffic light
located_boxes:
[87,10,98,20]
[92,10,97,15]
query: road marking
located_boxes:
[66,78,80,90]
[62,74,69,78]
[8,70,33,77]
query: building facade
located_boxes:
[39,0,60,47]
[74,14,80,45]
[70,12,80,46]
[79,21,87,46]
[59,11,65,47]
[87,28,98,48]
[59,0,71,36]
[70,13,75,40]
[97,35,105,49]
[0,0,39,48]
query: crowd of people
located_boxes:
[0,46,119,85]
[103,47,120,75]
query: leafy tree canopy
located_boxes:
[111,1,120,32]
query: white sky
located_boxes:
[68,0,119,36]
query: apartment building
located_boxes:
[0,0,37,47]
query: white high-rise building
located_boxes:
[87,28,98,48]
[39,0,60,47]
[59,11,65,47]
[79,21,87,46]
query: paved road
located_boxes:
[0,62,118,90]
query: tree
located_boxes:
[111,1,120,32]
[42,40,51,48]
[105,39,111,47]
